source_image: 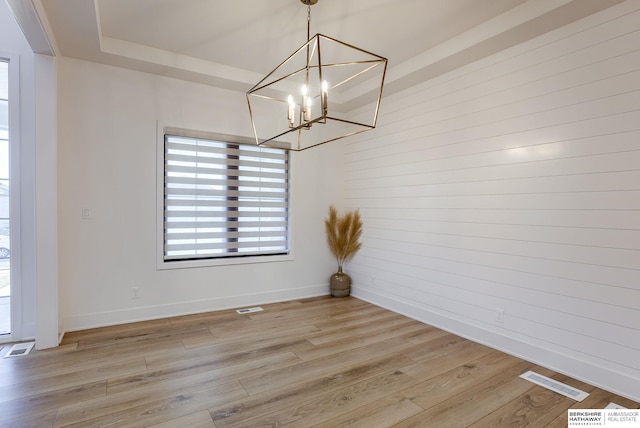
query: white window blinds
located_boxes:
[163,133,289,261]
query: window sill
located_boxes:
[156,252,294,270]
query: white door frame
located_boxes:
[0,51,21,344]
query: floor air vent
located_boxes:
[520,370,589,401]
[236,306,264,314]
[606,402,627,409]
[3,342,35,358]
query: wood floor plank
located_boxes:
[311,393,424,428]
[145,335,313,371]
[327,302,390,322]
[61,318,172,345]
[239,336,413,396]
[2,408,58,428]
[296,319,429,362]
[309,309,406,334]
[144,410,216,428]
[402,332,470,362]
[0,380,106,419]
[243,297,365,324]
[0,332,212,387]
[74,325,213,350]
[395,365,557,427]
[401,325,451,345]
[0,358,146,402]
[468,374,590,428]
[184,323,321,349]
[107,351,301,395]
[400,339,496,382]
[56,381,247,428]
[0,328,213,387]
[0,297,636,427]
[210,352,415,428]
[55,374,243,427]
[230,370,418,428]
[167,311,243,330]
[308,315,420,345]
[401,351,527,411]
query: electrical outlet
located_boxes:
[371,276,376,285]
[132,287,140,299]
[495,308,504,324]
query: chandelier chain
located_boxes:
[307,4,311,41]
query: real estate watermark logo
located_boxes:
[568,409,640,427]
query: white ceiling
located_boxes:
[36,0,624,98]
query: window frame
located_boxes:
[0,52,22,342]
[156,124,294,270]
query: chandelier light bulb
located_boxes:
[304,97,312,122]
[301,84,309,115]
[287,94,295,126]
[321,80,328,115]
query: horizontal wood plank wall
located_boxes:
[343,0,640,401]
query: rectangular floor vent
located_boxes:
[606,402,627,409]
[3,341,35,358]
[236,306,264,314]
[520,370,589,401]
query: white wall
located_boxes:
[57,58,341,331]
[345,1,640,401]
[34,53,58,348]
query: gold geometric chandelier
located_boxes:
[247,0,388,151]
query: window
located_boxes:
[0,59,10,337]
[162,130,289,263]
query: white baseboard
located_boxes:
[64,284,329,332]
[352,285,640,403]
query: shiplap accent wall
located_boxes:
[344,1,640,400]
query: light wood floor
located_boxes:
[0,297,637,427]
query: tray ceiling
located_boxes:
[36,0,625,99]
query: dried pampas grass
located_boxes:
[324,206,363,270]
